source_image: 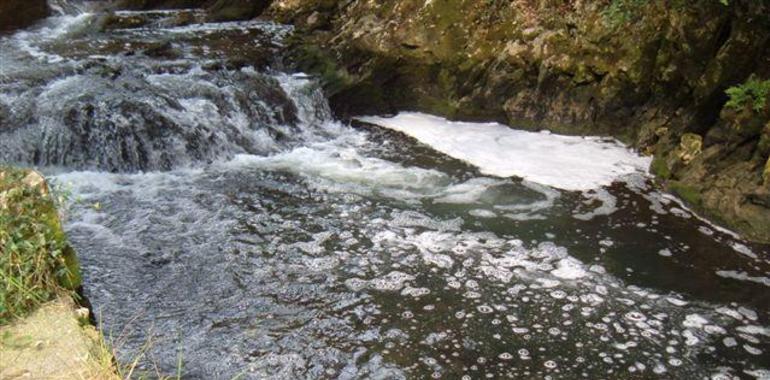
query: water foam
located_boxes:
[357,112,652,191]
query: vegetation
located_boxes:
[0,167,81,324]
[602,0,729,26]
[725,76,770,112]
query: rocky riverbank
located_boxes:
[264,0,770,242]
[0,168,118,379]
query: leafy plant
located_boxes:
[603,0,730,27]
[725,76,770,112]
[602,0,649,26]
[0,167,80,324]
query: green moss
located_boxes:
[0,167,81,325]
[650,155,672,179]
[668,181,702,206]
[290,41,353,96]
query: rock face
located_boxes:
[268,0,770,242]
[0,0,49,32]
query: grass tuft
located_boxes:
[0,166,81,325]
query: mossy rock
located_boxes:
[1,168,82,323]
[650,155,672,179]
[668,181,702,206]
[676,133,703,164]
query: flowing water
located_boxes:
[1,3,769,379]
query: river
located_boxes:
[0,2,768,379]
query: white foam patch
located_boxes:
[716,271,770,287]
[357,112,651,191]
[228,138,449,199]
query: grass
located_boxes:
[0,166,82,325]
[95,325,180,380]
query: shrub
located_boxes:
[725,76,770,112]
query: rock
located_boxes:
[0,0,49,32]
[677,133,703,164]
[206,0,271,22]
[114,0,212,10]
[21,171,48,195]
[142,41,182,59]
[0,298,118,379]
[113,0,270,21]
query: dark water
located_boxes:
[1,3,768,379]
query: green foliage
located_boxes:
[0,167,80,325]
[602,0,649,27]
[603,0,729,27]
[669,181,702,206]
[650,156,672,179]
[725,76,770,112]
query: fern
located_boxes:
[725,76,770,112]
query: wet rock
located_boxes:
[99,13,150,30]
[114,0,212,10]
[0,67,299,172]
[142,41,182,59]
[0,0,49,32]
[115,0,271,21]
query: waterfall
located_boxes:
[0,5,315,172]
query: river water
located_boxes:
[1,3,769,379]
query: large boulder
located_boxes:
[0,0,49,32]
